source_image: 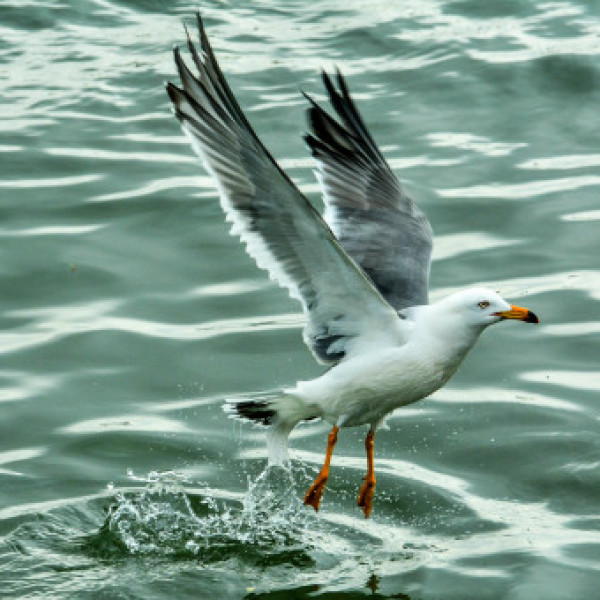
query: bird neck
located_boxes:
[411,303,485,362]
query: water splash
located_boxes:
[239,464,307,544]
[89,465,315,566]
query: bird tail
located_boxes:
[224,390,313,466]
[224,390,281,425]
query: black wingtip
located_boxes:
[303,132,318,154]
[183,22,192,42]
[196,12,210,50]
[321,69,333,88]
[335,67,350,98]
[305,105,320,131]
[165,81,182,105]
[301,89,321,113]
[171,46,188,84]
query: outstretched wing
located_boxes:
[304,71,433,311]
[166,15,405,364]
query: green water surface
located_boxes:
[1,1,599,598]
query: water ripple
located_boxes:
[428,132,527,157]
[1,2,599,598]
[519,154,600,171]
[44,147,197,165]
[59,415,190,435]
[0,174,102,189]
[438,175,600,199]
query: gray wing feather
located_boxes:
[167,15,404,364]
[304,71,433,310]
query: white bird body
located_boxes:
[273,290,494,432]
[167,16,538,516]
[288,342,456,428]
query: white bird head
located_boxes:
[439,287,539,330]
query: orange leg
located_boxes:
[304,425,339,512]
[357,429,376,518]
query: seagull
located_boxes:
[166,14,539,518]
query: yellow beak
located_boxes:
[494,304,539,324]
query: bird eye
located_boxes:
[478,301,490,309]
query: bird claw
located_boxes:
[357,479,375,518]
[304,475,328,511]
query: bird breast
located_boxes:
[299,342,464,427]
